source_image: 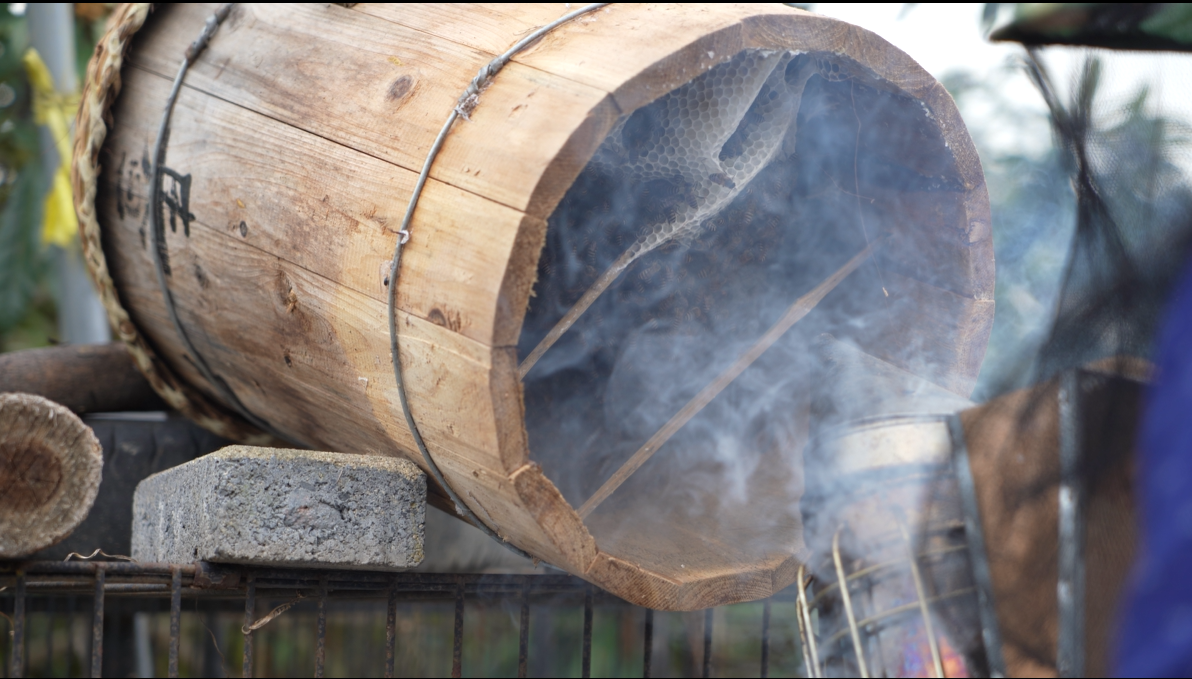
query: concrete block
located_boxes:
[132,446,425,569]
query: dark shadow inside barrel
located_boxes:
[519,50,979,582]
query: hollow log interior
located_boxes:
[521,50,990,580]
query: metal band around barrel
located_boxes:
[389,3,610,560]
[148,3,286,441]
[947,414,1007,677]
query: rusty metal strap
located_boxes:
[386,3,609,561]
[947,414,1007,678]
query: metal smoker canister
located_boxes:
[798,414,993,678]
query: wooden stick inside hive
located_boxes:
[578,240,880,519]
[518,52,826,379]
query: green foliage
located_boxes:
[0,165,49,342]
[1140,4,1192,44]
[0,3,52,351]
[0,5,108,352]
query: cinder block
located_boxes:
[132,446,425,569]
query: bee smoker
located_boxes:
[797,337,995,677]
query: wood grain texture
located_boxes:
[80,2,995,609]
[126,3,619,220]
[848,271,996,396]
[100,66,542,349]
[0,393,104,557]
[0,343,166,413]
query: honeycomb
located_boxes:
[514,50,838,381]
[519,49,851,504]
[589,51,809,259]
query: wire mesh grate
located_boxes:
[1,562,804,678]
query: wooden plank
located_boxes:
[94,101,528,473]
[94,2,588,579]
[360,3,757,112]
[352,4,579,57]
[127,3,618,219]
[99,207,516,467]
[849,271,995,396]
[865,187,995,300]
[99,211,566,553]
[101,59,546,348]
[511,462,599,572]
[584,508,800,609]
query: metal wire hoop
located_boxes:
[387,3,611,560]
[148,3,286,441]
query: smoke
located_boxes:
[517,46,983,584]
[513,27,1192,677]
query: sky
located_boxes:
[813,3,1051,159]
[812,3,1192,166]
[814,4,1027,85]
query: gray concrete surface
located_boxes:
[132,446,425,569]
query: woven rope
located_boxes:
[146,3,287,440]
[72,3,279,445]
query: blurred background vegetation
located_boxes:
[0,2,106,354]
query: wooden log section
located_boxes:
[0,393,103,558]
[0,343,167,413]
[74,3,993,609]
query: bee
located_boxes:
[636,176,698,227]
[708,172,736,189]
[741,200,756,227]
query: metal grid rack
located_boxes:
[1,560,796,678]
[793,525,977,678]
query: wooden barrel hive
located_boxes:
[74,3,994,610]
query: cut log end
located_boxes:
[0,392,103,558]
